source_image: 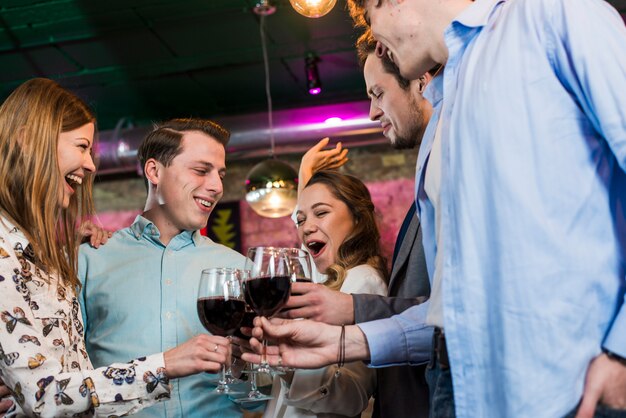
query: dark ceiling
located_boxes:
[1,0,625,131]
[0,0,365,130]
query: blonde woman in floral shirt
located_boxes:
[0,78,231,417]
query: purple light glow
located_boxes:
[308,87,322,95]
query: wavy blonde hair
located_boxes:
[0,78,95,290]
[304,170,389,291]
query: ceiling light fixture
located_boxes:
[245,1,298,218]
[305,53,322,95]
[289,0,337,18]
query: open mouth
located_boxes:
[306,240,326,256]
[65,174,82,191]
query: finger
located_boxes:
[312,137,330,151]
[0,384,10,397]
[281,307,312,320]
[249,337,265,354]
[241,352,262,364]
[0,398,13,414]
[576,383,601,418]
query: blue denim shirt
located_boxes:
[78,215,248,418]
[363,0,626,416]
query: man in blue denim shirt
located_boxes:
[78,118,249,418]
[246,0,626,417]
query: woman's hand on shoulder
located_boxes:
[79,220,113,248]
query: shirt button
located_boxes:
[165,279,172,286]
[165,312,173,320]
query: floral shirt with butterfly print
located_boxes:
[0,216,171,417]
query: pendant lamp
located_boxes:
[245,2,298,218]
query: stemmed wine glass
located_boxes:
[243,246,292,374]
[197,267,246,394]
[284,247,314,284]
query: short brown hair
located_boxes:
[356,29,411,90]
[139,118,229,167]
[138,118,229,188]
[347,0,379,28]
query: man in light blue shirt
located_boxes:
[79,118,249,418]
[246,0,626,417]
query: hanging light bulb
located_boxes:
[289,0,337,18]
[245,4,299,218]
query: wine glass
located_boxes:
[284,247,313,284]
[197,267,246,394]
[243,246,292,374]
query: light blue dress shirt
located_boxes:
[363,0,626,416]
[418,0,625,416]
[78,215,248,418]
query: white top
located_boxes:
[424,110,445,329]
[263,264,387,418]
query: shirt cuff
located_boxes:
[603,299,626,358]
[358,302,433,367]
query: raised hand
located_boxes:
[298,138,349,194]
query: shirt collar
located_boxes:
[453,0,506,29]
[130,214,198,247]
[424,73,444,108]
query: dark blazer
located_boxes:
[352,204,431,418]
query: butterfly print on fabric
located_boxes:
[79,378,100,408]
[103,366,136,385]
[55,378,74,405]
[28,353,46,369]
[12,382,25,405]
[1,307,31,333]
[42,317,60,337]
[35,376,54,401]
[12,268,39,311]
[53,338,66,348]
[71,299,84,336]
[143,367,170,394]
[0,344,20,366]
[0,274,4,282]
[19,334,41,346]
[0,247,9,258]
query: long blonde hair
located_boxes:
[0,78,95,290]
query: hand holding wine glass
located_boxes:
[197,267,246,393]
[244,247,292,374]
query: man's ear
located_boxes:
[143,158,161,187]
[417,73,432,94]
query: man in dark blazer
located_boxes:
[282,30,435,418]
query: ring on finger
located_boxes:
[213,344,219,353]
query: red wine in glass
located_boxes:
[244,275,291,317]
[197,297,246,336]
[233,309,256,339]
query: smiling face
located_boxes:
[145,131,226,240]
[296,183,356,274]
[57,122,96,209]
[365,53,430,149]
